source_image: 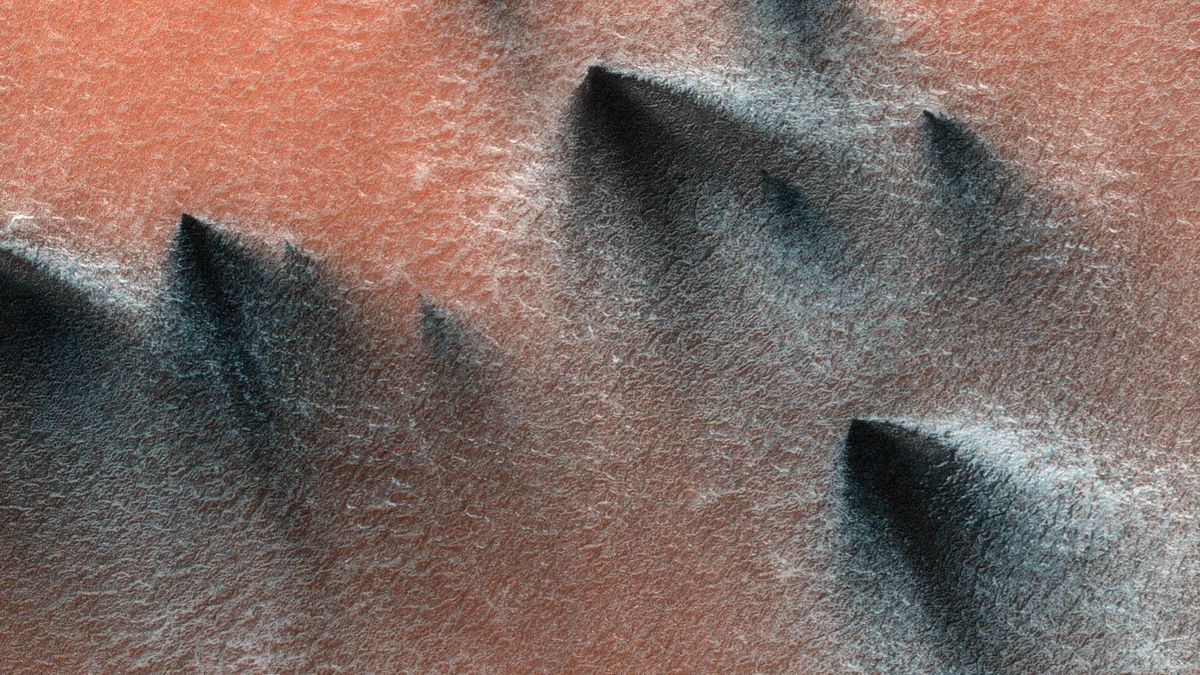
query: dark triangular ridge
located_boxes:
[842,418,995,656]
[171,214,258,346]
[760,170,841,256]
[574,65,697,174]
[843,418,965,550]
[169,213,273,439]
[419,296,466,363]
[570,65,749,281]
[0,246,97,354]
[921,110,1007,209]
[840,419,1166,670]
[167,213,353,459]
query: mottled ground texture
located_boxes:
[2,0,1199,672]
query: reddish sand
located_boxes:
[2,1,1196,670]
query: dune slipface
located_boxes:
[1,0,1199,671]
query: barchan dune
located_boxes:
[2,0,1198,672]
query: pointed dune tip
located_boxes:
[844,418,954,473]
[918,110,1011,215]
[171,213,324,308]
[581,64,633,91]
[573,64,710,167]
[843,419,961,524]
[577,65,639,112]
[583,64,613,84]
[920,110,981,156]
[921,110,964,144]
[0,247,97,352]
[419,295,447,331]
[171,213,259,275]
[418,295,466,362]
[0,247,38,290]
[174,213,214,261]
[1,249,56,319]
[0,247,81,306]
[169,212,260,337]
[174,213,224,255]
[576,64,677,111]
[178,212,205,234]
[846,419,905,474]
[762,172,820,221]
